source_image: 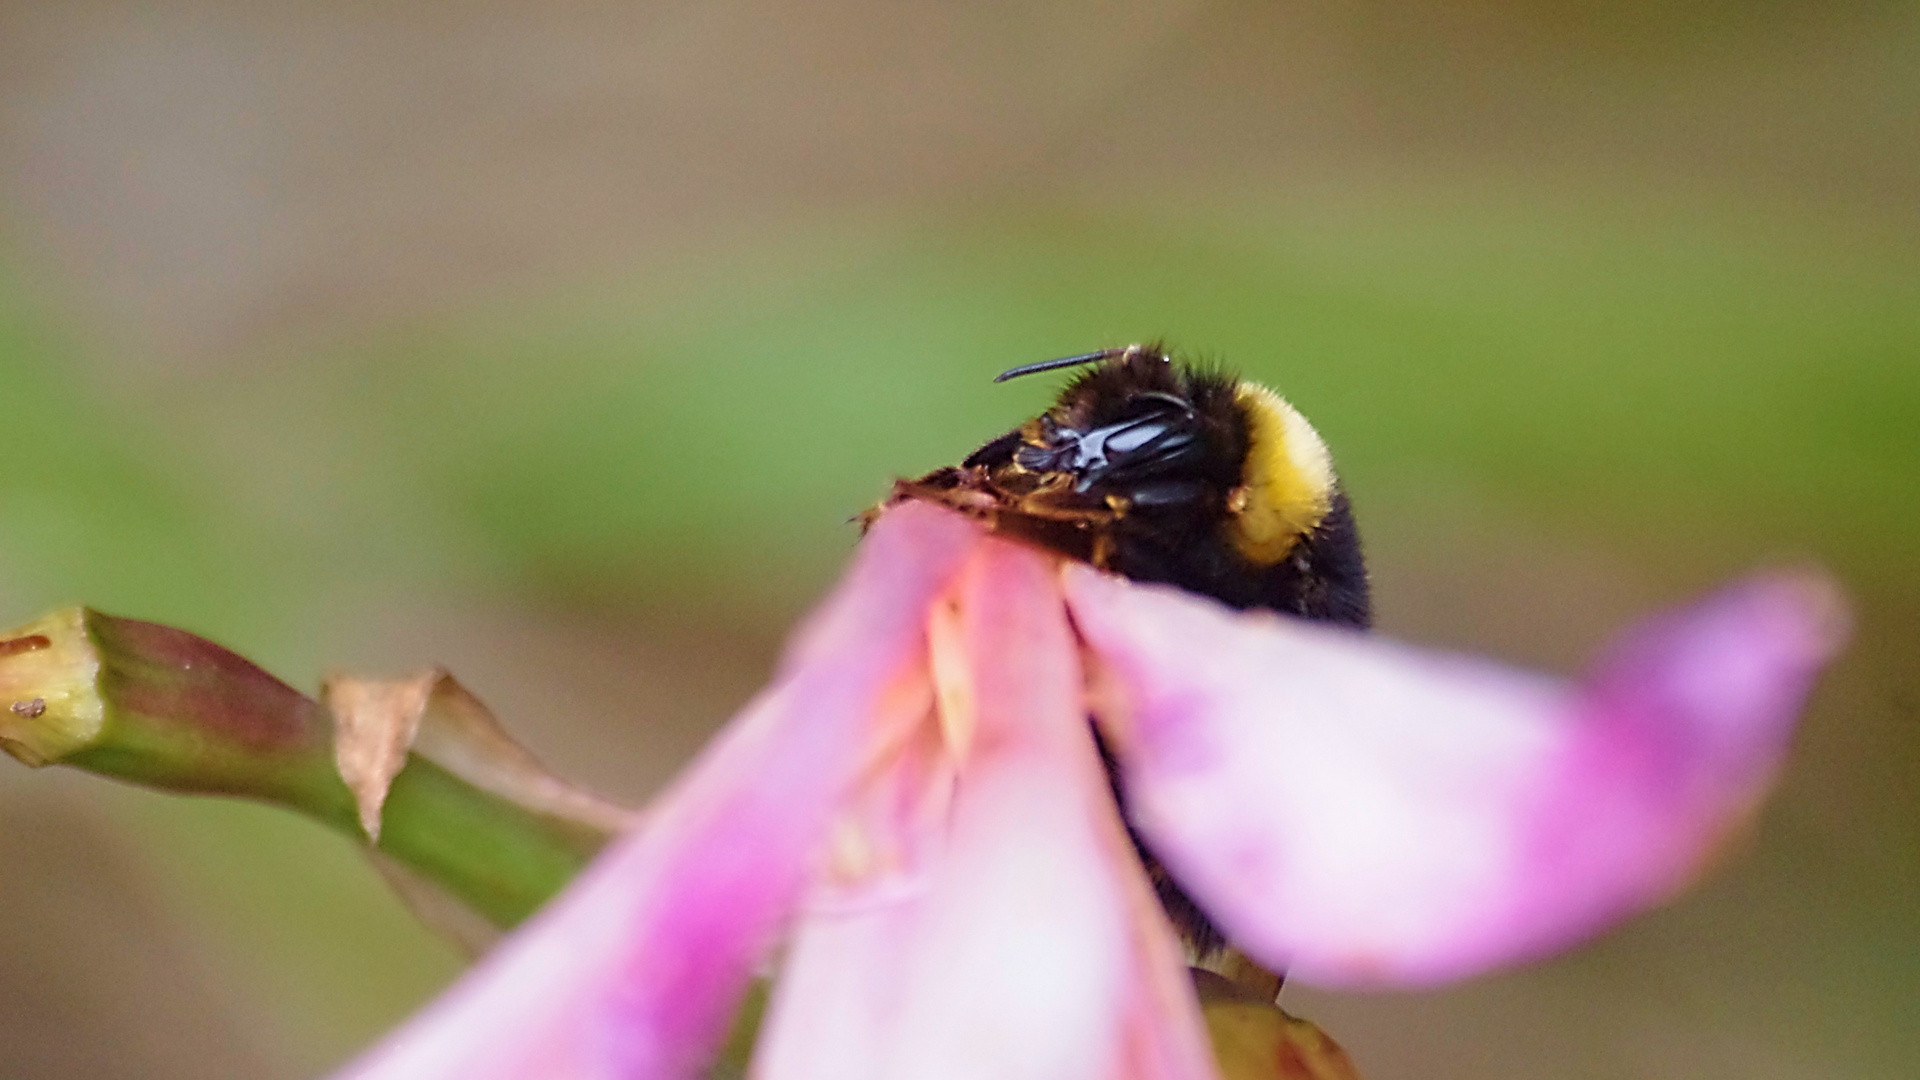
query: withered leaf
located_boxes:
[324,668,637,844]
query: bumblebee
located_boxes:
[894,343,1369,625]
[885,343,1371,972]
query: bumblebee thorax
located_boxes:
[1225,382,1334,566]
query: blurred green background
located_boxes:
[1,2,1915,1077]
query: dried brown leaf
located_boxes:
[325,673,437,840]
[324,668,637,843]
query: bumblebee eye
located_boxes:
[1103,422,1166,454]
[1011,406,1207,495]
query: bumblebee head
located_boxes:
[992,345,1337,568]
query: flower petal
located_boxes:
[332,501,980,1080]
[755,538,1218,1080]
[1065,565,1845,987]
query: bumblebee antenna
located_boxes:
[993,345,1146,383]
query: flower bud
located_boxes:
[0,606,634,933]
[0,608,104,768]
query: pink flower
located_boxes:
[332,501,1845,1080]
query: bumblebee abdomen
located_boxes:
[1104,488,1371,627]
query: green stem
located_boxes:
[378,754,609,926]
[1,607,617,929]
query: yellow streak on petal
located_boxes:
[927,596,975,765]
[848,662,936,783]
[827,817,878,886]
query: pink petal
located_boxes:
[749,686,955,1080]
[1065,565,1845,988]
[333,502,980,1080]
[755,539,1218,1080]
